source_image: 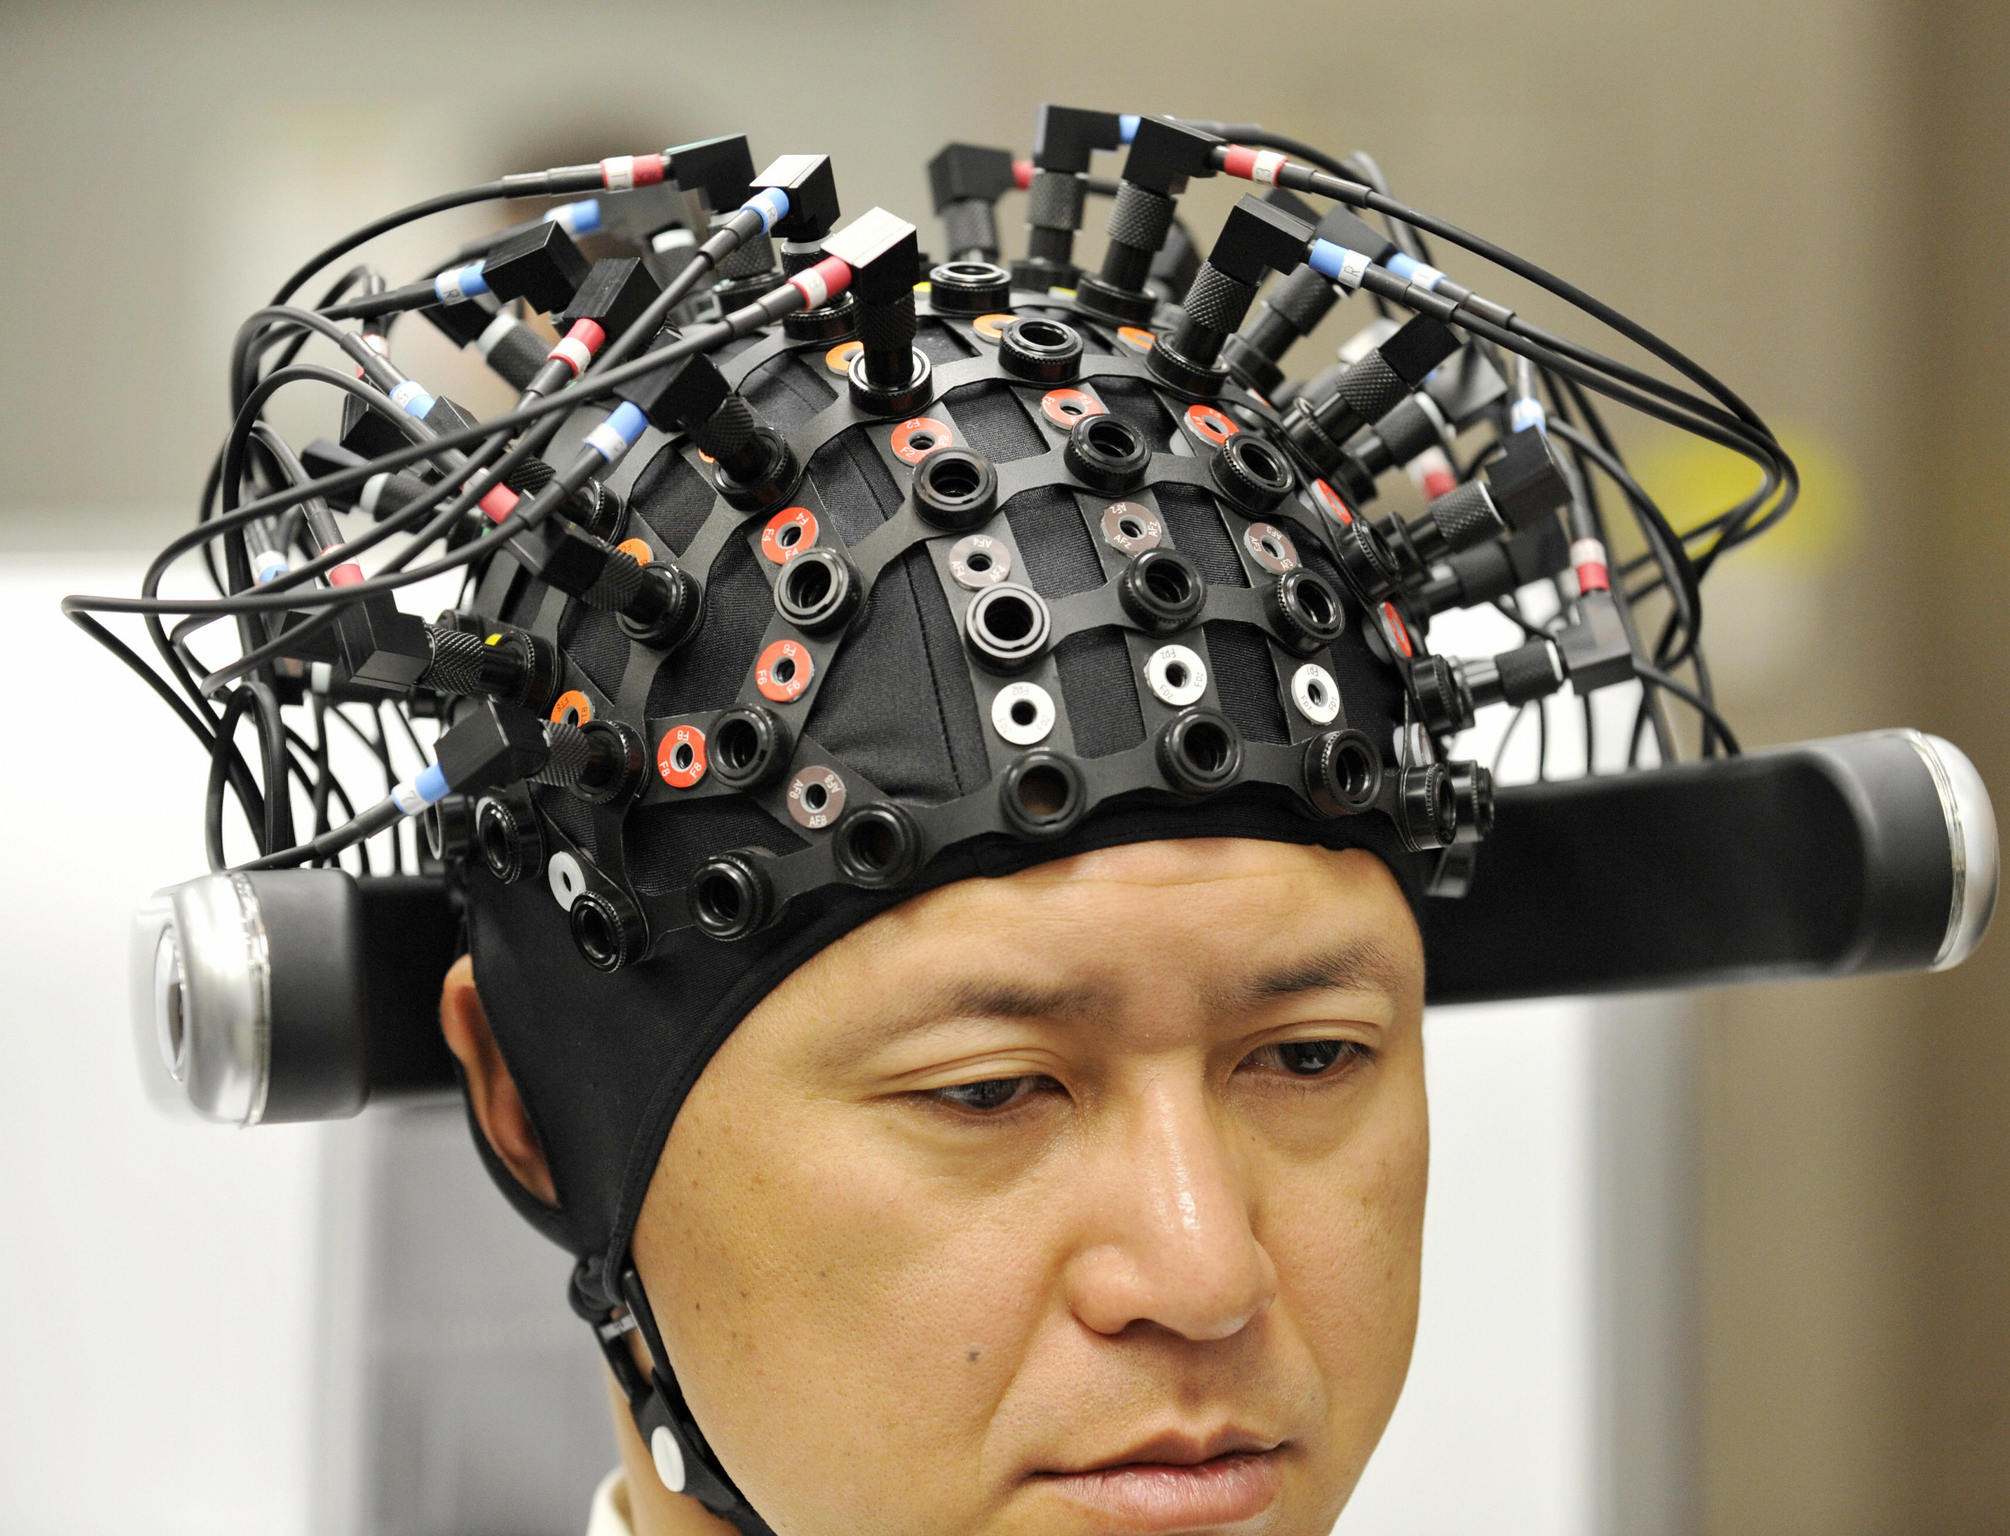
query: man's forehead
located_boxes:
[778,838,1423,1045]
[923,936,1419,1021]
[791,928,1419,1067]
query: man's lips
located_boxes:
[1034,1429,1286,1530]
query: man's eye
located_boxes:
[932,1076,1041,1112]
[1254,1039,1369,1077]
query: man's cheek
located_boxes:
[677,1140,1052,1423]
[1271,1109,1427,1378]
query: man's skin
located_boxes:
[444,837,1429,1535]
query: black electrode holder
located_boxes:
[1222,194,1400,398]
[669,135,757,215]
[1395,427,1570,565]
[715,153,841,311]
[752,154,857,341]
[1415,518,1570,616]
[1012,105,1126,294]
[1146,218,1201,306]
[928,143,1019,261]
[669,135,765,317]
[1147,195,1314,396]
[557,257,665,345]
[1278,314,1460,473]
[480,221,592,315]
[826,209,927,414]
[1074,117,1220,326]
[622,352,798,511]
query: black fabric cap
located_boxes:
[1006,485,1104,597]
[1156,481,1249,586]
[740,349,836,434]
[1206,620,1292,745]
[1054,630,1146,757]
[801,546,988,801]
[630,445,717,557]
[643,538,770,719]
[807,427,902,545]
[557,600,631,698]
[942,382,1046,463]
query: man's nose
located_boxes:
[1063,1082,1279,1342]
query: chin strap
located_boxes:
[570,1257,778,1536]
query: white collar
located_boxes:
[586,1468,634,1536]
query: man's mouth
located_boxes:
[1034,1428,1286,1530]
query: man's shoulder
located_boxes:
[586,1469,633,1536]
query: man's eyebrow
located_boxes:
[934,978,1110,1022]
[835,977,1112,1051]
[831,941,1412,1058]
[1201,938,1414,1012]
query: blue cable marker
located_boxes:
[252,549,290,585]
[433,261,491,305]
[389,761,452,818]
[1511,396,1549,435]
[745,186,791,232]
[1118,113,1141,145]
[1308,239,1375,292]
[584,401,650,467]
[1385,251,1449,292]
[546,199,602,237]
[387,378,437,419]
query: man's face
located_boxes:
[632,837,1428,1535]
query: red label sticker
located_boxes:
[756,639,814,702]
[1184,403,1238,445]
[1380,601,1415,658]
[1040,387,1104,428]
[1310,478,1354,526]
[891,416,955,464]
[655,724,708,788]
[760,506,819,565]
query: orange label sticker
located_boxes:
[1117,325,1156,353]
[617,537,654,565]
[550,690,594,727]
[971,313,1015,343]
[824,340,863,376]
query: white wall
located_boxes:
[0,556,328,1536]
[1342,1000,1598,1536]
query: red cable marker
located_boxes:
[1571,537,1611,593]
[478,485,519,525]
[546,318,607,379]
[786,255,852,312]
[1219,144,1291,186]
[599,153,666,191]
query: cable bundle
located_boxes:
[66,111,1791,905]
